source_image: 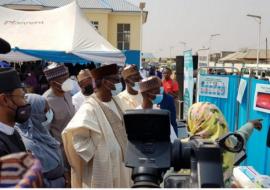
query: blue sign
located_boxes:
[183,50,194,119]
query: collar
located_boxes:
[125,89,139,97]
[0,122,15,135]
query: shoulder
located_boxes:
[0,140,9,156]
[64,98,101,133]
[43,89,55,100]
[117,90,127,98]
[64,92,72,99]
[42,89,50,98]
[172,79,178,84]
[165,93,174,101]
[72,91,83,100]
[65,102,96,125]
[113,94,122,105]
[74,96,99,120]
[80,99,96,113]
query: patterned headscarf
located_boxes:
[187,102,235,184]
[0,152,43,188]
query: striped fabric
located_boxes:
[139,76,161,93]
[43,64,68,81]
[0,152,43,188]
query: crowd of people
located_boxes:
[7,62,96,95]
[0,38,263,188]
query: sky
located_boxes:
[127,0,270,58]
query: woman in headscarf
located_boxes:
[15,94,65,188]
[187,102,262,186]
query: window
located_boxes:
[117,24,130,50]
[91,21,99,30]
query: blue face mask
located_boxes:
[160,87,164,94]
[152,94,163,104]
[132,82,140,91]
[111,82,123,96]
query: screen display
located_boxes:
[123,109,171,141]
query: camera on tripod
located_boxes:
[123,109,245,188]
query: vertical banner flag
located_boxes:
[183,50,194,119]
[237,79,247,103]
[197,48,209,74]
[196,48,209,102]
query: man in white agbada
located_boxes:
[72,69,94,112]
[137,76,177,142]
[62,64,131,188]
[114,65,143,112]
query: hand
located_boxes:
[173,95,179,100]
[168,92,178,99]
[230,176,243,188]
[249,119,263,131]
[230,180,242,188]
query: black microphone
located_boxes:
[0,38,11,54]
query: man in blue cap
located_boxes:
[0,68,28,156]
[0,39,28,156]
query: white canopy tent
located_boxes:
[0,50,41,62]
[0,2,125,64]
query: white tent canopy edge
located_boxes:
[0,1,125,65]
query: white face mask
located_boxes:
[132,82,140,91]
[111,82,123,96]
[61,78,73,92]
[42,109,54,127]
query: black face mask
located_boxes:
[7,97,32,124]
[82,84,94,96]
[14,104,32,123]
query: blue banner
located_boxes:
[122,50,140,69]
[17,49,89,64]
[238,78,270,175]
[199,74,270,175]
[199,74,240,132]
[183,50,193,119]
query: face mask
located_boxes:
[61,78,73,92]
[6,95,32,123]
[151,94,163,105]
[160,87,164,94]
[132,82,140,91]
[82,84,94,96]
[12,104,32,124]
[42,109,54,127]
[111,82,123,96]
